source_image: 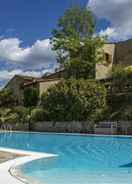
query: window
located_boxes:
[105,53,111,63]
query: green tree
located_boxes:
[24,88,39,107]
[111,66,132,93]
[0,89,16,107]
[106,66,132,121]
[52,6,104,79]
[41,79,106,122]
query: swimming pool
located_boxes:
[1,132,132,184]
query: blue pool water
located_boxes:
[1,132,132,183]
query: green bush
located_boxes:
[13,106,29,123]
[107,66,132,121]
[0,89,16,107]
[0,107,29,125]
[31,108,49,122]
[41,79,106,122]
[0,108,12,117]
[5,112,19,124]
[0,108,18,124]
[111,66,132,93]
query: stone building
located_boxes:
[23,69,64,97]
[96,43,115,80]
[96,39,132,80]
[4,75,39,104]
[24,78,60,97]
[4,39,132,104]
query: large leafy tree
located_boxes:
[41,79,106,122]
[24,88,39,107]
[52,6,104,79]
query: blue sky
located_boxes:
[0,0,131,87]
[0,0,88,45]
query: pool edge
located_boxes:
[1,130,132,138]
[0,147,57,184]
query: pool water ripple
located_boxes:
[0,133,132,183]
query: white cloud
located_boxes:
[88,0,132,40]
[0,38,56,69]
[0,68,55,81]
[0,37,58,87]
[0,68,56,88]
[0,69,40,80]
[98,27,116,38]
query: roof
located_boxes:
[4,74,40,89]
[105,38,132,45]
[42,68,64,79]
[14,74,40,80]
[23,68,64,87]
[24,78,61,87]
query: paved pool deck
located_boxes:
[0,151,23,163]
[0,147,56,184]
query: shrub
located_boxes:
[5,112,19,124]
[0,108,18,124]
[107,66,132,120]
[31,108,49,122]
[41,79,106,122]
[0,89,16,107]
[107,105,132,121]
[111,66,132,93]
[0,107,29,125]
[13,106,29,123]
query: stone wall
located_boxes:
[0,123,29,131]
[94,127,117,135]
[96,40,132,80]
[31,121,93,133]
[5,76,25,105]
[96,43,115,80]
[39,79,60,96]
[115,39,132,67]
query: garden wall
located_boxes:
[31,121,93,133]
[0,123,29,131]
